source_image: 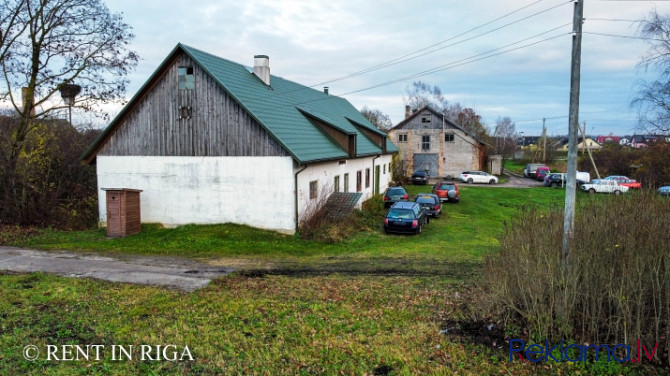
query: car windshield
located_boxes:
[387,188,405,195]
[387,209,413,219]
[438,183,454,190]
[416,196,435,204]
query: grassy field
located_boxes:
[0,186,657,375]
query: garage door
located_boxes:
[413,153,438,177]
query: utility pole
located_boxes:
[580,121,601,180]
[562,0,584,269]
[542,118,547,162]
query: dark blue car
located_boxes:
[384,201,429,234]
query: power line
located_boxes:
[307,0,571,88]
[586,17,641,22]
[583,31,662,41]
[336,24,571,97]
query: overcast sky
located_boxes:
[102,0,670,136]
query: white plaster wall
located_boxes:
[97,156,296,233]
[296,155,393,220]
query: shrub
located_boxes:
[485,191,670,365]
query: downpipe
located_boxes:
[294,164,308,234]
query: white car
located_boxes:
[580,180,629,195]
[459,171,498,184]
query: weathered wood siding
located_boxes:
[98,53,290,158]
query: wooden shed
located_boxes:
[103,188,142,237]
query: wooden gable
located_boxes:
[95,53,290,159]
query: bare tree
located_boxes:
[403,80,490,140]
[634,10,670,134]
[493,116,516,170]
[0,0,138,224]
[403,81,448,112]
[360,106,392,130]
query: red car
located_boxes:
[536,166,550,181]
[432,181,460,203]
[602,176,642,189]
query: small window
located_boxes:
[422,135,430,151]
[334,176,340,193]
[365,168,370,188]
[383,164,386,174]
[179,67,194,89]
[398,134,408,143]
[421,116,431,123]
[356,171,362,192]
[309,180,318,199]
[179,106,192,120]
[444,133,454,142]
[344,173,349,193]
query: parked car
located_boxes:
[383,186,409,207]
[595,175,642,189]
[580,180,629,195]
[459,171,498,184]
[411,170,429,185]
[432,181,460,203]
[384,201,429,234]
[543,173,565,188]
[543,172,590,188]
[536,166,550,181]
[659,186,670,196]
[414,193,442,218]
[523,163,545,178]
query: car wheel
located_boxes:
[416,225,422,235]
[489,179,495,184]
[467,178,473,184]
[551,182,557,188]
[426,216,430,224]
[614,190,621,195]
[589,188,596,194]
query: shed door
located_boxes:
[106,192,121,236]
[413,153,438,177]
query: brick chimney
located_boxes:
[253,55,270,86]
[405,105,411,119]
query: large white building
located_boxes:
[82,44,396,234]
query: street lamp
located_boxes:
[59,83,81,124]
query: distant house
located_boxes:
[82,43,397,234]
[629,135,661,148]
[387,106,487,179]
[559,136,601,151]
[619,137,631,146]
[597,135,621,145]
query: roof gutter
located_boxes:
[294,163,308,234]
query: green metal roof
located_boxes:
[81,43,397,165]
[180,44,396,162]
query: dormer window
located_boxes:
[179,67,194,89]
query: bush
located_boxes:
[485,191,670,365]
[298,192,385,243]
[0,116,100,229]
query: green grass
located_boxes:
[503,160,526,174]
[12,187,566,263]
[5,187,655,375]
